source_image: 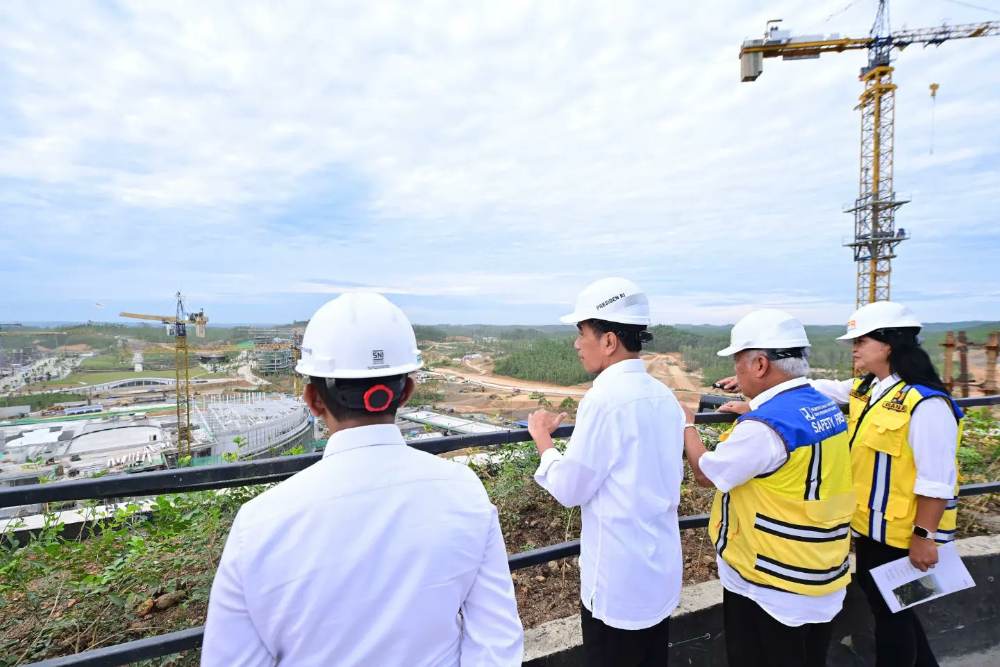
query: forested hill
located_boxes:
[485,325,858,386]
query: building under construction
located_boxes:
[254,344,294,375]
[192,392,312,459]
[247,328,296,375]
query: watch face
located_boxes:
[912,526,930,539]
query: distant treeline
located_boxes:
[487,324,861,387]
[493,338,592,385]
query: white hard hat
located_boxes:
[717,309,811,356]
[836,301,922,341]
[295,292,422,379]
[559,277,651,325]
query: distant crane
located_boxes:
[739,1,999,306]
[120,292,208,457]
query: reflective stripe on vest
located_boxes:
[754,554,851,587]
[715,491,730,556]
[753,513,851,542]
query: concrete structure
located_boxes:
[193,392,312,458]
[398,408,512,435]
[0,415,170,517]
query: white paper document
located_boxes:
[869,543,976,614]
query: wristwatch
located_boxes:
[683,423,697,430]
[912,524,935,540]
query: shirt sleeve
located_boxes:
[909,396,959,499]
[810,378,853,405]
[698,421,788,493]
[202,512,275,667]
[459,505,524,666]
[533,397,616,507]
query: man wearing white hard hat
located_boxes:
[809,301,962,666]
[683,309,853,667]
[527,277,685,666]
[202,292,523,666]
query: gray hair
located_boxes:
[743,348,811,378]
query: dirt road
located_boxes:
[426,351,707,399]
[642,352,704,395]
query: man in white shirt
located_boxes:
[682,309,853,667]
[202,292,523,666]
[527,277,685,666]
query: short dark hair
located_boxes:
[310,375,407,421]
[579,319,653,353]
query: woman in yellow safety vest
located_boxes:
[811,301,963,667]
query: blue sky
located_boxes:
[1,1,998,326]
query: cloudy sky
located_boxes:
[1,1,998,326]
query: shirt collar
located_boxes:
[322,423,407,459]
[592,358,646,388]
[871,373,902,400]
[748,376,810,410]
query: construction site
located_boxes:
[1,2,999,664]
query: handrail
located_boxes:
[13,395,1000,666]
[6,395,996,509]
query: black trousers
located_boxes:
[855,535,939,667]
[580,602,670,667]
[722,588,833,667]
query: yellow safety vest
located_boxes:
[848,378,963,549]
[709,385,854,595]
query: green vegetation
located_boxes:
[412,325,449,342]
[410,381,445,404]
[41,369,221,388]
[0,392,91,412]
[0,490,257,666]
[494,338,591,386]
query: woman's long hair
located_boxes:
[858,327,949,395]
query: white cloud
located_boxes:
[0,1,998,323]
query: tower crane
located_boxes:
[739,1,999,306]
[120,292,208,457]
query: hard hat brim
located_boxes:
[559,310,652,326]
[295,360,422,379]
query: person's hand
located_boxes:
[719,401,751,415]
[528,410,566,441]
[713,376,740,392]
[909,535,938,572]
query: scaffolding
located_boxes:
[192,392,311,458]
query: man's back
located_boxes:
[535,359,685,629]
[202,424,523,666]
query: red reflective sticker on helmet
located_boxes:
[363,384,394,412]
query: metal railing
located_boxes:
[9,396,999,667]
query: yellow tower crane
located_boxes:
[120,292,208,458]
[739,1,999,306]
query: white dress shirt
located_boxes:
[202,423,523,667]
[534,358,685,630]
[700,377,847,626]
[811,375,959,499]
